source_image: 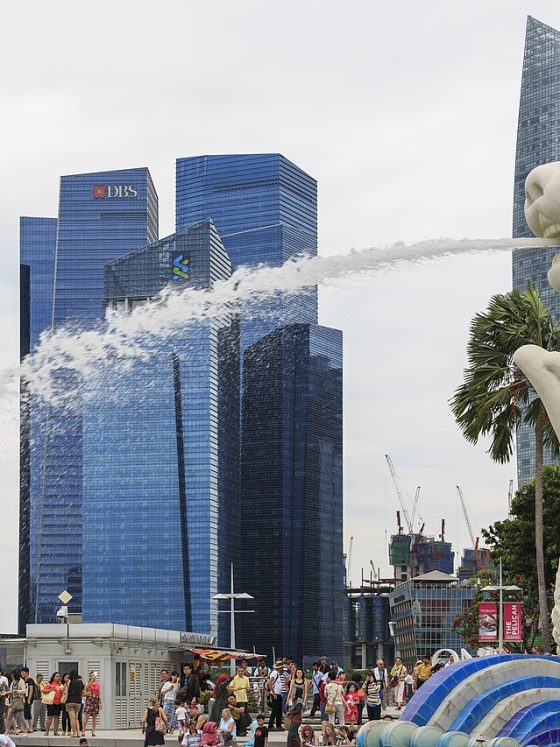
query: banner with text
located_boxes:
[503,602,523,641]
[479,601,498,641]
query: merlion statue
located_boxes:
[512,161,560,648]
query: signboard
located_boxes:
[503,602,523,641]
[478,601,498,641]
[92,185,138,199]
[172,253,190,281]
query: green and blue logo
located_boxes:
[172,254,190,281]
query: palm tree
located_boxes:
[451,283,560,652]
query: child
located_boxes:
[176,702,188,738]
[253,714,268,747]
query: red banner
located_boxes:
[503,602,523,641]
[479,602,498,641]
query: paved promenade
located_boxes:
[9,708,403,747]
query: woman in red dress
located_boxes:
[343,683,360,724]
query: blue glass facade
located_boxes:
[81,221,239,636]
[24,169,158,623]
[237,324,343,664]
[176,154,318,347]
[175,154,344,660]
[513,17,560,486]
[20,217,57,630]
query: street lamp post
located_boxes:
[481,557,522,653]
[212,563,254,675]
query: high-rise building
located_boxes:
[176,154,344,661]
[239,324,343,664]
[20,216,58,632]
[513,16,560,486]
[176,154,318,348]
[21,169,158,623]
[80,220,239,636]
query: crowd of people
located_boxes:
[0,667,102,738]
[142,653,442,747]
[0,653,444,746]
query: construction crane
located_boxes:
[346,536,354,587]
[385,454,414,534]
[456,485,479,562]
[411,486,421,528]
[507,479,514,512]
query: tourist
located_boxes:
[267,661,285,731]
[182,718,202,747]
[299,723,318,747]
[253,658,271,678]
[404,670,414,701]
[310,662,323,718]
[20,667,34,734]
[364,672,382,721]
[372,660,388,694]
[0,735,16,747]
[219,708,236,743]
[181,664,201,704]
[321,722,337,746]
[82,670,102,737]
[79,740,89,747]
[161,671,179,733]
[288,667,310,709]
[445,654,455,667]
[175,702,188,739]
[319,675,328,725]
[337,725,357,746]
[158,670,170,706]
[281,659,293,712]
[65,670,84,738]
[201,721,223,747]
[324,670,346,725]
[142,695,168,747]
[60,672,71,736]
[227,693,249,736]
[344,683,359,724]
[0,668,9,731]
[210,675,230,725]
[228,666,249,721]
[5,670,26,735]
[286,700,303,747]
[43,671,64,737]
[389,659,407,710]
[318,657,329,675]
[31,672,45,732]
[414,657,432,690]
[252,714,268,747]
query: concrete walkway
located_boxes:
[9,709,403,747]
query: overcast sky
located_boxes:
[1,0,559,632]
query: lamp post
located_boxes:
[57,590,73,655]
[212,563,254,675]
[482,558,522,653]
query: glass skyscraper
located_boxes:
[81,220,239,636]
[176,154,344,661]
[512,16,560,486]
[21,169,158,623]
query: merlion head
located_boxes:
[524,162,560,240]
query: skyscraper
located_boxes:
[176,154,344,661]
[81,220,239,636]
[21,169,158,623]
[513,16,560,486]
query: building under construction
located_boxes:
[389,529,454,583]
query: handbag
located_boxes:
[10,695,24,711]
[41,689,56,705]
[155,714,166,734]
[60,684,69,704]
[325,703,335,714]
[390,677,398,688]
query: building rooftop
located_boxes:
[412,570,458,583]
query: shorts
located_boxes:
[65,702,81,714]
[24,703,32,720]
[47,704,62,717]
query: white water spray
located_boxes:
[2,236,556,411]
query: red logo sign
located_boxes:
[93,185,107,199]
[503,602,523,642]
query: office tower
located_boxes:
[176,154,318,347]
[21,169,158,623]
[240,324,343,664]
[513,16,560,486]
[81,220,239,636]
[20,217,58,632]
[176,154,344,661]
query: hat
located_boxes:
[274,660,284,668]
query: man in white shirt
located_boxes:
[0,734,16,747]
[0,669,8,734]
[266,661,285,731]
